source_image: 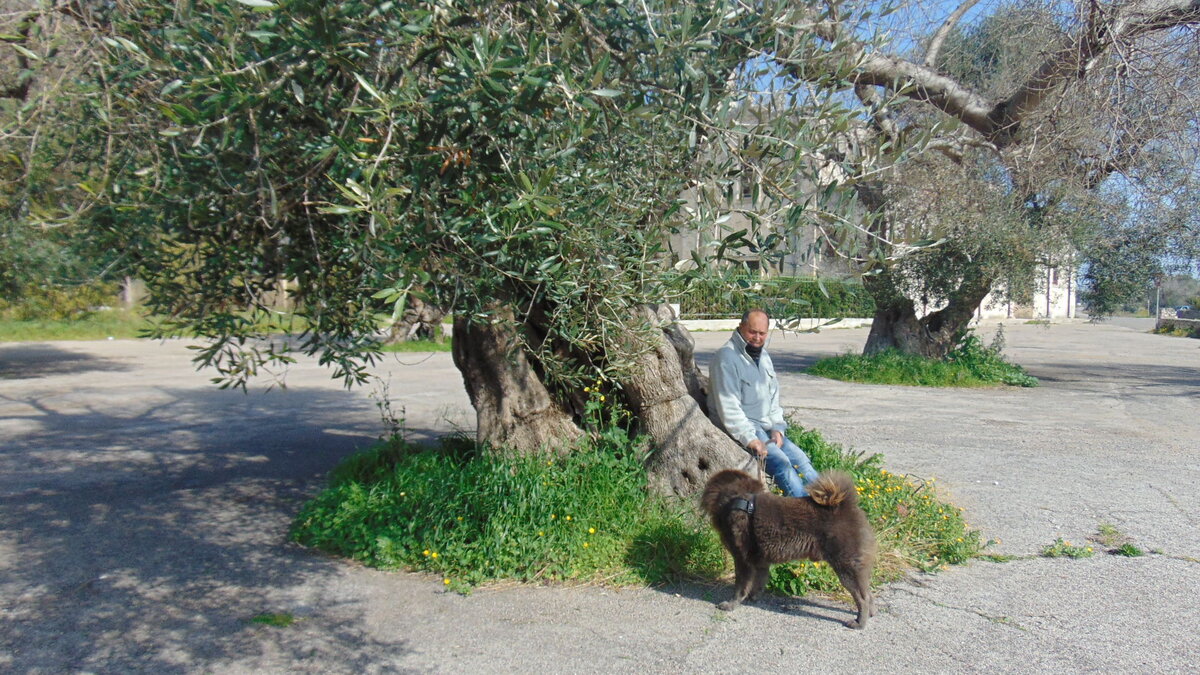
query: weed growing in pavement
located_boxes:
[249,612,297,627]
[1113,543,1145,557]
[1041,538,1094,558]
[1091,523,1147,557]
[1094,523,1125,547]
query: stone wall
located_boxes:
[1156,317,1200,334]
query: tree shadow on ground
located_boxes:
[647,579,858,628]
[0,343,131,379]
[1025,362,1200,396]
[0,384,445,673]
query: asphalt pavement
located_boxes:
[1,318,1197,673]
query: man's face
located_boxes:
[738,312,769,349]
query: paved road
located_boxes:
[1,319,1197,673]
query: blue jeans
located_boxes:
[755,427,819,497]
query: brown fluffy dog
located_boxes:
[701,468,878,628]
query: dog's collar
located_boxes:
[729,495,756,515]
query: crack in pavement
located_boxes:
[893,586,1029,632]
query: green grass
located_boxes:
[380,337,452,353]
[291,423,984,599]
[808,334,1038,388]
[0,309,151,342]
[0,308,454,351]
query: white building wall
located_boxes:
[977,265,1077,320]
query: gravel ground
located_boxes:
[1,318,1197,673]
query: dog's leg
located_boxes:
[718,557,755,611]
[834,565,874,629]
[746,563,770,602]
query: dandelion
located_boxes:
[400,492,406,497]
[588,527,595,534]
[566,515,572,521]
[443,578,450,585]
[583,542,589,548]
[551,514,557,519]
[599,396,605,402]
[423,549,430,556]
[431,552,439,559]
[538,531,544,536]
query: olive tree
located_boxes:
[750,0,1200,355]
[72,0,874,494]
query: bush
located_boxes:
[292,432,725,590]
[0,282,122,321]
[808,331,1038,387]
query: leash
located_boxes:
[757,455,766,484]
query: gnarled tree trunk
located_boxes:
[616,305,750,495]
[451,312,582,453]
[863,269,995,358]
[388,296,447,343]
[451,304,749,495]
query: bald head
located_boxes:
[738,308,769,349]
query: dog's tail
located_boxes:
[807,470,859,507]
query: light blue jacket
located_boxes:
[708,329,787,448]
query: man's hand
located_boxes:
[747,439,768,459]
[769,430,784,448]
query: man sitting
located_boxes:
[708,308,819,497]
